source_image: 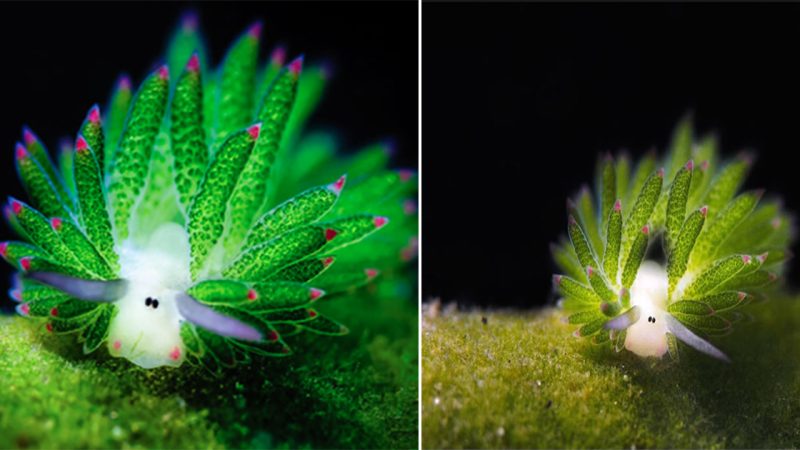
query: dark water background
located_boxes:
[424,3,800,308]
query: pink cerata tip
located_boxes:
[23,128,36,145]
[75,136,88,152]
[247,289,258,301]
[247,123,262,140]
[270,46,287,65]
[685,160,694,171]
[613,199,621,212]
[373,216,389,228]
[19,257,31,271]
[329,175,346,194]
[248,21,263,39]
[169,346,181,361]
[157,65,169,80]
[365,268,379,279]
[119,75,132,91]
[50,217,63,231]
[310,288,324,300]
[11,200,22,215]
[325,228,337,241]
[289,55,304,75]
[187,53,201,72]
[0,242,7,257]
[322,256,334,267]
[88,105,101,124]
[15,143,27,160]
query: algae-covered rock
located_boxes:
[422,298,800,448]
[0,291,418,449]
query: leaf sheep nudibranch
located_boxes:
[551,116,793,362]
[2,13,418,373]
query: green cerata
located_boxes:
[551,117,793,362]
[1,13,418,372]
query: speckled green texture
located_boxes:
[242,177,337,251]
[223,226,327,280]
[188,128,257,277]
[79,109,105,172]
[12,201,88,278]
[215,29,259,144]
[0,283,418,449]
[74,144,117,271]
[104,77,132,175]
[51,218,114,280]
[422,300,800,449]
[224,66,299,254]
[15,148,71,220]
[553,119,793,351]
[107,68,169,241]
[22,131,71,208]
[171,59,208,214]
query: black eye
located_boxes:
[152,299,159,309]
[145,297,152,306]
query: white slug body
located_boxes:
[624,261,669,358]
[106,223,191,368]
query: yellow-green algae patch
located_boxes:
[422,298,800,449]
[0,291,418,449]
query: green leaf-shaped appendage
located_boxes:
[552,116,793,362]
[2,14,417,373]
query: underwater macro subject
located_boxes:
[552,117,793,362]
[0,6,418,449]
[422,119,800,449]
[422,4,800,449]
[1,13,416,371]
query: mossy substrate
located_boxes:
[422,297,800,449]
[0,292,418,449]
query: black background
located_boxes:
[423,3,800,308]
[0,2,417,311]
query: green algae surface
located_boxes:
[0,292,418,449]
[422,298,800,449]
